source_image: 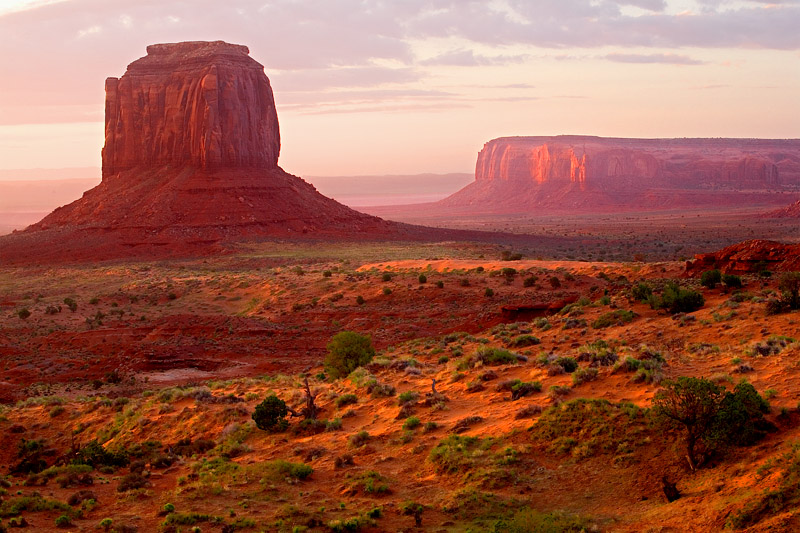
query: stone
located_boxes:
[441,136,800,211]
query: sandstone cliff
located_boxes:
[0,41,424,264]
[441,136,800,212]
[102,41,280,175]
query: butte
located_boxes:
[0,41,427,265]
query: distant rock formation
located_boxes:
[440,136,800,212]
[0,41,423,264]
[685,239,800,275]
[763,199,800,218]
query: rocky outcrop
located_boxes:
[763,199,800,218]
[102,41,280,176]
[685,239,800,275]
[0,41,428,264]
[441,136,800,212]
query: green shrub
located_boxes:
[508,334,540,348]
[403,416,421,430]
[325,331,376,379]
[523,276,537,287]
[631,282,652,302]
[418,274,427,284]
[473,346,517,366]
[54,515,72,528]
[649,282,704,313]
[723,274,743,288]
[549,276,561,288]
[484,288,494,297]
[436,281,444,288]
[701,269,722,288]
[349,431,371,448]
[335,394,358,408]
[263,460,313,481]
[252,395,289,432]
[398,391,419,405]
[592,309,635,329]
[491,508,593,533]
[572,367,598,385]
[381,273,392,282]
[555,357,578,373]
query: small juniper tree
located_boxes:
[252,395,290,432]
[324,331,375,379]
[654,377,722,471]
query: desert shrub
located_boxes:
[403,416,421,430]
[325,331,375,379]
[252,395,289,432]
[335,394,358,408]
[429,435,493,474]
[381,273,392,282]
[418,274,427,284]
[554,357,577,373]
[491,508,594,533]
[501,250,523,261]
[262,460,313,481]
[73,440,129,469]
[460,278,470,287]
[549,276,561,288]
[523,275,538,287]
[436,281,444,288]
[572,367,598,385]
[508,334,540,348]
[630,282,652,302]
[355,295,365,305]
[323,270,332,277]
[117,472,149,492]
[701,269,722,288]
[17,308,30,320]
[347,470,390,494]
[751,336,793,357]
[172,438,215,457]
[768,272,800,314]
[398,391,419,405]
[511,381,542,400]
[0,495,73,518]
[592,309,635,329]
[649,282,704,313]
[723,274,743,289]
[349,431,371,448]
[484,288,494,297]
[472,346,518,366]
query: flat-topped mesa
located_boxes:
[102,41,280,178]
[474,136,799,188]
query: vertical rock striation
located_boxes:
[101,41,280,176]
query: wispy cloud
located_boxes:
[603,52,706,64]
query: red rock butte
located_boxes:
[439,136,800,213]
[0,41,427,265]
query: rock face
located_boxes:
[102,42,280,175]
[441,136,800,212]
[0,41,421,264]
[685,239,800,275]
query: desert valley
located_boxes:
[1,8,800,533]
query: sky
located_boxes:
[0,0,798,178]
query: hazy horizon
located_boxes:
[0,0,798,178]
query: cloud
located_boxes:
[0,0,798,124]
[419,49,528,66]
[603,52,706,64]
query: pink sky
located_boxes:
[0,0,798,178]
